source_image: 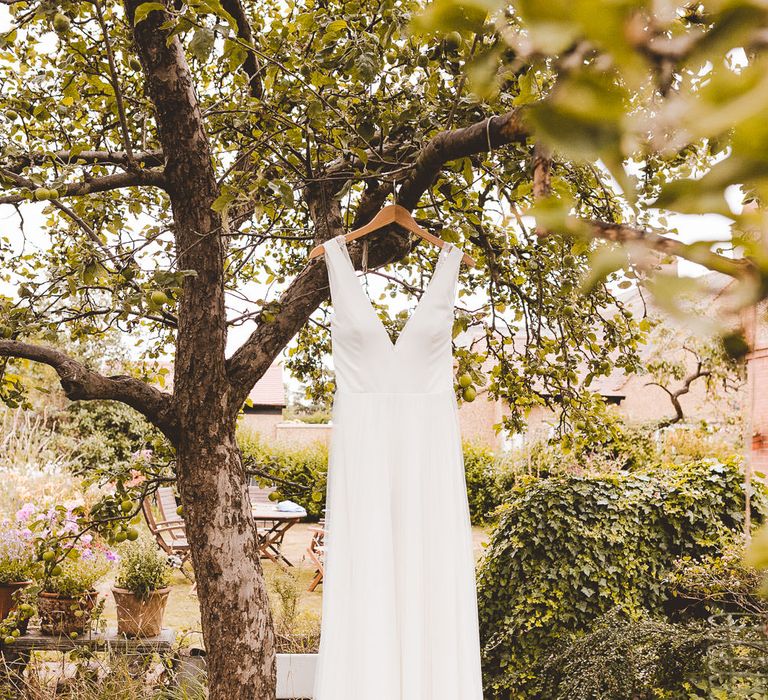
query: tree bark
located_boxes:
[176,424,275,698]
[124,1,276,696]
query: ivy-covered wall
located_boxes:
[477,458,761,698]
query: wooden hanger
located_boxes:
[308,203,476,268]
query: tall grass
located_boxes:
[269,567,321,653]
[2,653,206,699]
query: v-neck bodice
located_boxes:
[323,234,462,395]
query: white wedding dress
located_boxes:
[313,235,483,700]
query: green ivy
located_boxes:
[477,457,764,698]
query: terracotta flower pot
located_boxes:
[37,590,98,636]
[112,586,170,638]
[0,581,31,622]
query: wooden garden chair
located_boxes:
[306,520,325,592]
[142,487,191,570]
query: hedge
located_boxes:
[477,457,762,698]
[238,431,500,525]
[239,431,329,520]
[238,431,502,525]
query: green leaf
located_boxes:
[326,19,348,32]
[189,27,215,63]
[190,0,238,31]
[211,189,236,214]
[412,0,498,35]
[133,2,166,26]
[579,243,628,294]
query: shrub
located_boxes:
[659,421,744,464]
[477,457,761,698]
[59,400,158,470]
[268,567,321,653]
[463,443,501,525]
[668,538,768,616]
[116,537,171,599]
[494,423,660,497]
[532,610,709,700]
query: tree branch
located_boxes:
[3,150,164,174]
[397,110,529,209]
[93,0,137,166]
[589,220,755,282]
[0,168,166,204]
[0,340,177,439]
[647,362,712,429]
[220,0,263,99]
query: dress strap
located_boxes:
[431,241,462,304]
[323,235,356,309]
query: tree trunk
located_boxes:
[176,423,276,699]
[123,3,278,695]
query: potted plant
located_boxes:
[112,537,171,637]
[0,518,36,624]
[38,543,113,636]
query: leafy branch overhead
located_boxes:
[1,0,767,437]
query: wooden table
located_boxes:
[253,505,307,567]
[0,627,177,684]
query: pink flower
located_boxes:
[61,511,79,534]
[15,503,36,522]
[105,550,118,562]
[81,534,93,546]
[125,469,147,488]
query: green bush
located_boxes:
[477,457,761,698]
[533,610,709,700]
[59,400,158,470]
[463,443,501,525]
[668,538,768,616]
